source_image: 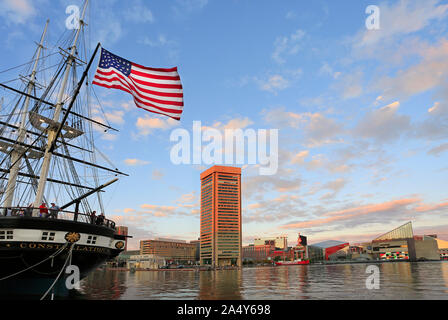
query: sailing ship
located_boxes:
[0,1,129,298]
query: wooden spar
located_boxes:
[0,120,93,153]
[0,83,118,133]
[0,135,128,176]
[60,178,118,210]
[0,168,100,191]
[49,42,101,153]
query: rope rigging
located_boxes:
[40,242,76,301]
[0,242,69,281]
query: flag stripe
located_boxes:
[94,72,184,102]
[132,63,178,73]
[93,79,182,118]
[94,71,184,106]
[96,68,183,94]
[93,76,184,110]
[131,69,181,81]
[92,48,184,121]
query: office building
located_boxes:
[200,166,242,267]
[140,238,196,264]
[254,236,287,249]
[243,244,275,262]
[190,238,201,263]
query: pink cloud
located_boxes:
[280,198,420,229]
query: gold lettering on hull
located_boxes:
[12,242,110,253]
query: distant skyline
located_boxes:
[1,0,447,249]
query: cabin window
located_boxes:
[41,231,55,241]
[0,230,13,240]
[87,235,97,244]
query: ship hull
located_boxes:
[0,217,126,298]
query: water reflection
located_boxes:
[199,270,242,300]
[78,269,128,299]
[76,262,448,300]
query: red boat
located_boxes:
[274,260,310,266]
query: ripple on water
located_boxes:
[78,262,448,300]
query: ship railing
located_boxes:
[0,206,117,230]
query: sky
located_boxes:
[0,0,448,250]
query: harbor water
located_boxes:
[76,261,448,300]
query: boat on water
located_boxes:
[0,0,129,298]
[274,234,310,266]
[274,260,310,266]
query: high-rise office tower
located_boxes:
[200,166,242,267]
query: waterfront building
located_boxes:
[114,250,140,267]
[190,238,201,263]
[254,236,287,249]
[200,166,242,267]
[243,244,275,262]
[308,240,350,261]
[127,254,166,270]
[436,238,448,260]
[367,222,440,261]
[140,238,196,264]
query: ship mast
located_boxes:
[32,0,89,216]
[3,20,49,209]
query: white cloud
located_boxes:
[354,101,411,143]
[172,0,208,17]
[291,150,309,165]
[335,69,364,100]
[202,117,254,132]
[285,11,296,20]
[140,34,173,47]
[272,29,305,64]
[151,169,164,180]
[124,0,155,23]
[259,74,290,93]
[135,115,180,136]
[0,0,36,24]
[352,0,448,50]
[124,158,150,166]
[427,143,448,156]
[375,39,448,100]
[319,63,341,80]
[263,108,344,147]
[104,110,125,125]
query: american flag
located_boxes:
[92,48,184,120]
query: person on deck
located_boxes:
[24,204,33,217]
[96,212,105,225]
[39,202,48,218]
[90,211,96,224]
[49,203,60,219]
